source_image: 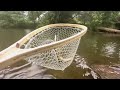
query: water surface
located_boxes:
[0,28,120,79]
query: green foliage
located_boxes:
[0,11,120,31]
[27,11,43,28]
[0,11,44,29]
[37,11,77,28]
[0,11,27,28]
[74,11,120,31]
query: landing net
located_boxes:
[23,25,85,70]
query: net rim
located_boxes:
[18,23,87,51]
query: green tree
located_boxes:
[27,11,44,28]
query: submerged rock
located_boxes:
[91,64,120,79]
[74,54,99,79]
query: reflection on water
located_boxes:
[0,28,32,51]
[78,32,120,65]
[24,29,32,34]
[101,42,117,58]
[0,29,120,79]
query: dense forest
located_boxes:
[0,11,120,30]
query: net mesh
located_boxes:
[23,26,82,70]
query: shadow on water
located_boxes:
[0,29,120,79]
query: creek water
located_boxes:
[0,28,120,79]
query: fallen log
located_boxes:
[97,27,120,34]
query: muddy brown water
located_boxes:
[0,28,120,79]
